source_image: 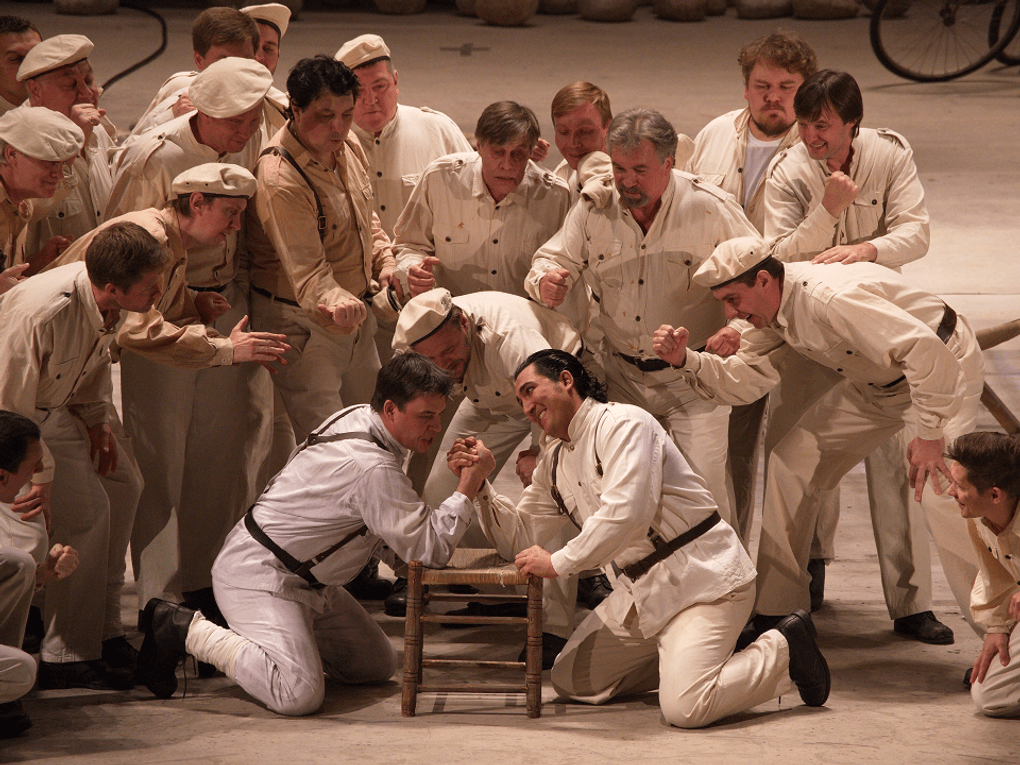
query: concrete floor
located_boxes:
[3,2,1019,763]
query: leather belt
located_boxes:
[191,283,229,293]
[880,304,957,389]
[252,284,300,308]
[617,511,721,582]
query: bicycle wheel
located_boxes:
[988,0,1020,64]
[870,0,1020,82]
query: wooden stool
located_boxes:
[402,549,543,718]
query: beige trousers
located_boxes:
[971,626,1020,717]
[551,580,795,728]
[755,334,984,630]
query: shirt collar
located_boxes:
[565,397,602,444]
[773,271,795,331]
[74,264,121,334]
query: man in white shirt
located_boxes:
[136,352,497,717]
[457,348,829,728]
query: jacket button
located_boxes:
[445,236,452,242]
[492,238,498,244]
[376,172,382,177]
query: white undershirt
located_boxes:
[743,133,783,209]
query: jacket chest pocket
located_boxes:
[846,192,884,240]
[591,240,625,290]
[437,227,470,248]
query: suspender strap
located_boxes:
[261,145,327,242]
[548,412,607,531]
[619,511,722,582]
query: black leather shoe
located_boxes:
[137,598,195,699]
[776,610,830,707]
[807,558,826,612]
[735,613,785,651]
[964,667,973,688]
[893,611,954,645]
[102,635,139,672]
[37,659,135,691]
[577,573,613,610]
[345,559,394,601]
[21,606,43,654]
[383,577,412,617]
[517,632,569,671]
[0,701,32,739]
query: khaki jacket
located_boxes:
[969,512,1020,635]
[0,182,31,270]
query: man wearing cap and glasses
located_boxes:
[0,221,171,691]
[527,108,759,535]
[335,33,471,239]
[0,106,83,293]
[454,348,829,728]
[49,164,290,626]
[652,236,984,648]
[18,34,117,259]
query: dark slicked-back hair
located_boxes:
[0,410,40,473]
[794,69,863,137]
[371,352,453,412]
[475,101,541,150]
[0,16,39,38]
[192,7,259,58]
[947,432,1020,499]
[514,349,608,403]
[286,55,360,117]
[85,222,170,293]
[738,31,818,85]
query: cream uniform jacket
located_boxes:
[127,70,196,140]
[765,128,930,266]
[680,261,972,441]
[527,170,759,362]
[476,398,756,638]
[1,182,31,269]
[51,207,234,369]
[0,262,121,482]
[212,404,474,604]
[26,122,116,254]
[968,513,1020,635]
[247,125,395,332]
[686,108,800,234]
[393,152,577,315]
[107,113,260,288]
[453,291,583,418]
[352,103,472,235]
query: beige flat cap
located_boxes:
[189,58,273,119]
[171,163,257,198]
[392,287,455,350]
[335,34,391,70]
[17,34,94,81]
[0,107,84,161]
[693,236,770,289]
[242,3,291,38]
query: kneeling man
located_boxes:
[459,349,829,728]
[137,352,496,716]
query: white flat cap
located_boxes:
[335,34,391,70]
[392,288,455,350]
[0,107,84,162]
[693,236,771,289]
[17,34,93,82]
[171,163,257,198]
[189,58,273,119]
[242,3,291,38]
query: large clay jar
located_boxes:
[540,0,578,12]
[374,0,428,13]
[792,0,857,18]
[455,0,477,14]
[735,0,792,18]
[654,0,707,20]
[476,0,540,24]
[56,0,119,13]
[706,0,726,14]
[579,0,639,22]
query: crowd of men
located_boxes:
[1,5,1017,738]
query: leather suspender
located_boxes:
[260,145,327,242]
[244,407,386,589]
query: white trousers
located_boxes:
[971,627,1020,717]
[0,645,35,704]
[252,292,379,444]
[604,353,734,530]
[0,548,36,703]
[125,283,273,605]
[40,407,143,662]
[212,579,398,716]
[551,580,795,728]
[755,333,984,630]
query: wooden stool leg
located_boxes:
[525,575,543,718]
[402,561,424,717]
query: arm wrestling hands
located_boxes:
[445,435,497,501]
